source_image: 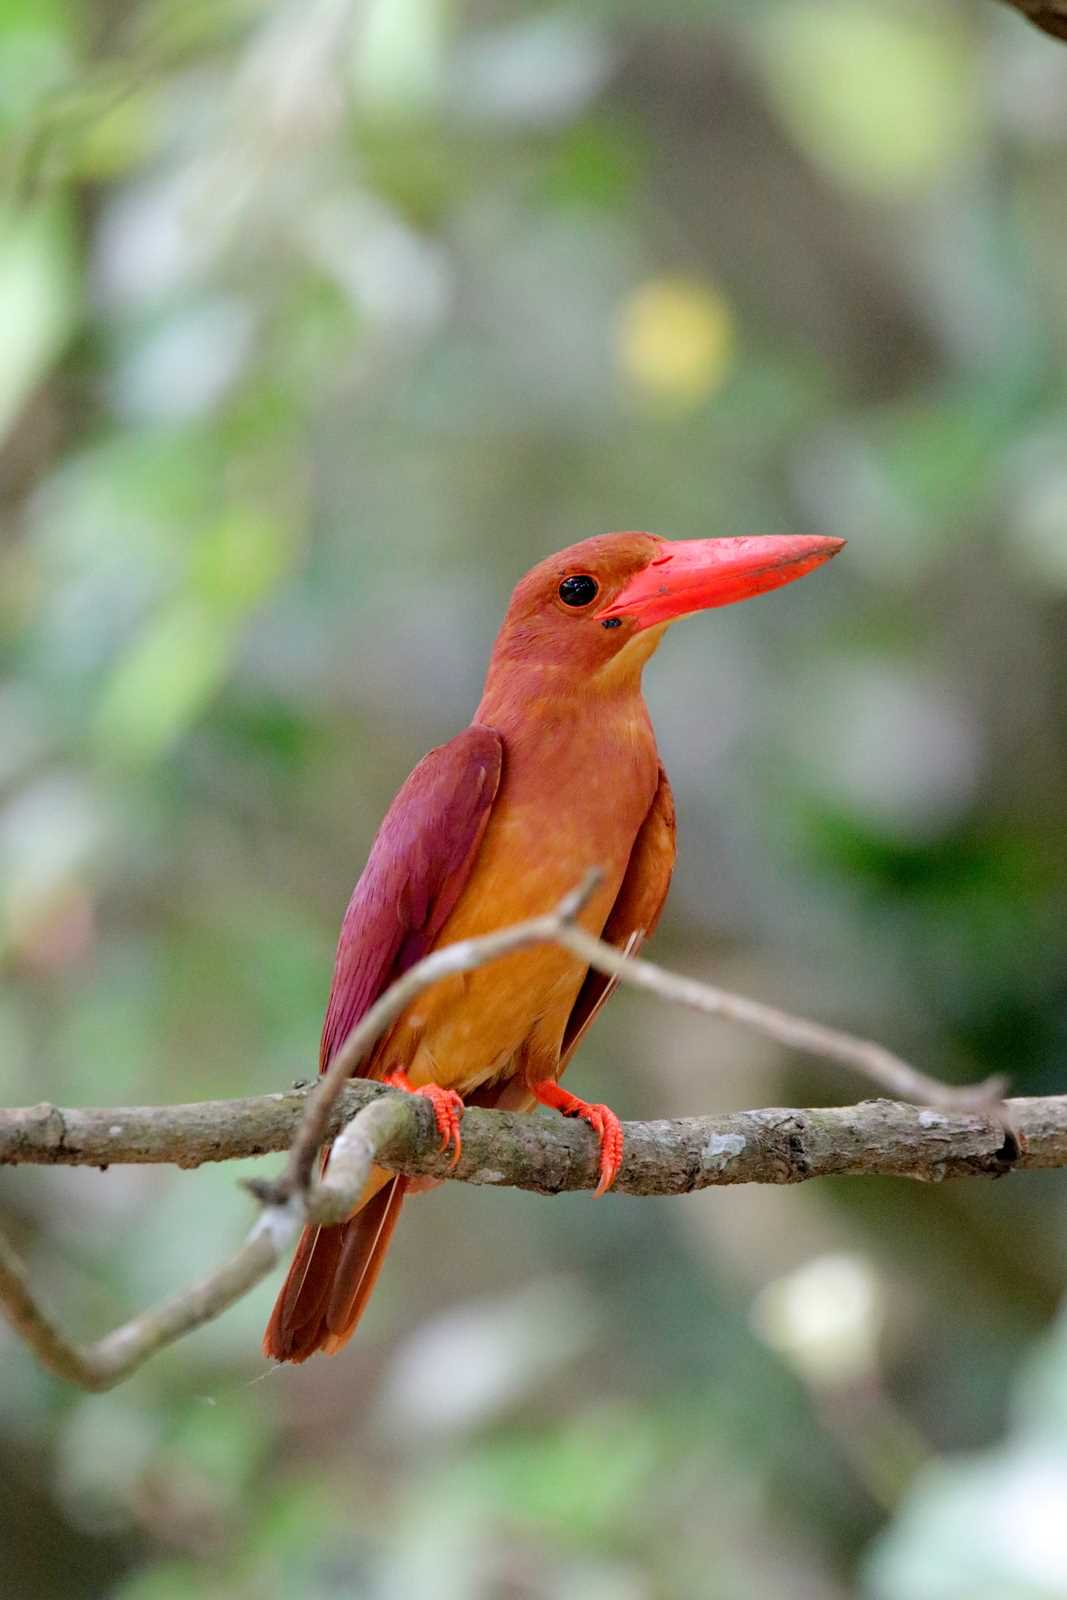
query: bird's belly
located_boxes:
[375,752,657,1096]
[379,942,585,1096]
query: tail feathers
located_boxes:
[262,1177,408,1363]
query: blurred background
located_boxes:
[2,0,1067,1595]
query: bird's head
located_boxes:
[485,530,845,695]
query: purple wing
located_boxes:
[318,724,503,1073]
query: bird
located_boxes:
[263,530,844,1362]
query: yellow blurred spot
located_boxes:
[616,278,735,408]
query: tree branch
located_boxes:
[1000,0,1067,42]
[2,1082,1065,1186]
[0,876,1059,1391]
[262,867,1011,1215]
[2,1087,1063,1391]
[553,923,1008,1120]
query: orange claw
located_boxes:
[385,1071,465,1168]
[530,1079,624,1196]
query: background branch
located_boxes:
[1000,0,1067,41]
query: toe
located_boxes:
[425,1087,464,1167]
[588,1104,623,1197]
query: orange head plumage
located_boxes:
[481,530,845,703]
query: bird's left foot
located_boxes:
[530,1080,623,1196]
[385,1071,464,1168]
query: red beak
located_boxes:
[599,535,846,630]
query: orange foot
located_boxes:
[530,1080,623,1197]
[385,1071,464,1169]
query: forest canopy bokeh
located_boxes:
[2,1,1067,1596]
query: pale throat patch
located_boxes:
[596,619,671,688]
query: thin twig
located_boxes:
[0,908,1009,1181]
[0,1094,410,1391]
[265,868,1010,1204]
[556,925,1007,1116]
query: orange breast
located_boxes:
[376,698,659,1095]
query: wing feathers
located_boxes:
[319,724,502,1071]
[559,764,675,1064]
[264,725,502,1363]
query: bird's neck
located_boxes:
[476,622,668,733]
[475,647,663,895]
[475,661,653,749]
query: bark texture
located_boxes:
[3,1086,1063,1192]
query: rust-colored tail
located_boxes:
[262,1176,408,1363]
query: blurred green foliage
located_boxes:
[2,1,1066,1596]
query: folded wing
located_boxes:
[263,723,502,1363]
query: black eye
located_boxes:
[558,574,599,608]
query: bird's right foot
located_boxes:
[529,1079,624,1196]
[384,1071,465,1168]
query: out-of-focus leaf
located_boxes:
[92,603,234,762]
[542,118,648,212]
[0,773,105,957]
[112,299,255,422]
[0,0,74,134]
[352,0,447,115]
[447,13,614,128]
[0,200,77,442]
[56,1390,162,1525]
[754,0,979,197]
[751,1253,885,1387]
[377,1279,598,1436]
[1000,424,1067,591]
[451,1405,660,1539]
[188,509,299,613]
[780,660,982,842]
[864,1311,1067,1600]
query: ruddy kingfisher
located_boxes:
[264,531,844,1362]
